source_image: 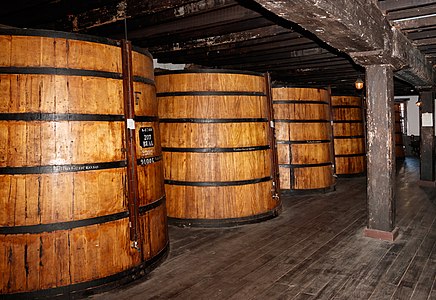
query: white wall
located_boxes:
[405,95,420,136]
[396,95,436,136]
[153,59,185,70]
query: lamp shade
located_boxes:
[355,78,364,90]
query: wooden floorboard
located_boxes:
[410,232,436,300]
[252,216,367,299]
[92,158,436,300]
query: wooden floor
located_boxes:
[93,158,436,300]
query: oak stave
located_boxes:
[331,95,366,176]
[272,87,335,192]
[0,29,168,298]
[156,70,281,227]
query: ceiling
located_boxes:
[1,0,435,96]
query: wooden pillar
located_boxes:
[363,64,398,241]
[419,90,435,184]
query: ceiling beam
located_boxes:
[384,4,436,21]
[378,0,436,12]
[0,0,56,16]
[0,0,120,29]
[250,0,434,88]
[391,14,436,30]
[389,27,434,86]
[251,0,386,52]
[407,28,436,40]
[0,24,17,29]
[414,37,436,46]
[124,4,262,40]
[148,24,291,53]
[59,0,235,32]
[219,52,338,69]
[153,35,314,63]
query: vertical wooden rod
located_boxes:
[326,86,336,177]
[122,40,140,246]
[264,73,280,197]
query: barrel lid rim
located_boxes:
[272,84,328,91]
[331,95,362,99]
[0,27,153,59]
[155,68,264,77]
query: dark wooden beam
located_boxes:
[378,0,436,12]
[136,22,271,47]
[383,3,436,21]
[418,45,436,52]
[142,17,275,48]
[219,52,339,69]
[58,0,212,31]
[164,51,342,72]
[419,89,435,183]
[0,0,119,29]
[154,33,309,58]
[57,0,203,31]
[391,13,436,30]
[259,58,351,71]
[251,0,434,88]
[407,28,436,40]
[390,27,435,88]
[272,68,363,81]
[0,0,54,16]
[191,45,330,65]
[148,24,290,53]
[83,3,273,47]
[414,37,436,46]
[153,35,314,63]
[0,24,17,29]
[129,6,262,40]
[364,64,398,241]
[250,0,385,52]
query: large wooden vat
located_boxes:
[0,29,168,298]
[272,87,335,192]
[156,69,281,227]
[394,103,405,159]
[331,96,366,176]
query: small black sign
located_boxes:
[137,155,162,166]
[139,127,154,148]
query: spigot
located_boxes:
[131,240,141,252]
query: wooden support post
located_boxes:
[364,64,398,242]
[122,40,140,248]
[419,90,435,185]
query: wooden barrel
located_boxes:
[0,28,168,298]
[394,103,405,159]
[331,96,366,176]
[156,69,281,227]
[272,87,335,192]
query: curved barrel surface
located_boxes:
[272,87,335,192]
[331,95,366,176]
[0,28,168,298]
[156,70,281,227]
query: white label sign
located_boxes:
[127,119,135,129]
[422,113,433,127]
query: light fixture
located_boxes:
[415,100,422,107]
[355,77,364,90]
